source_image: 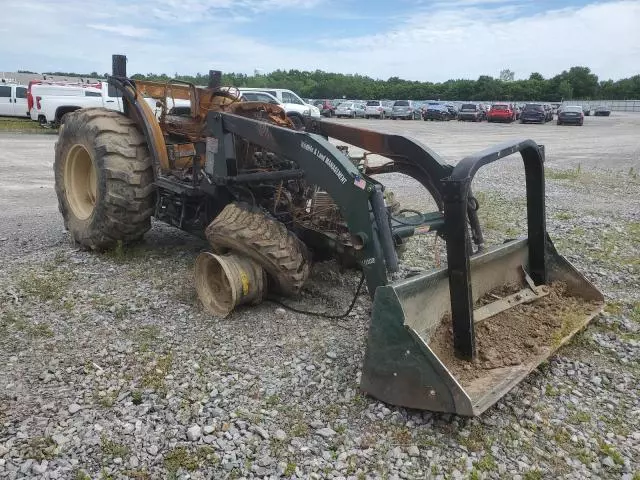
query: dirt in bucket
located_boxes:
[428,282,599,386]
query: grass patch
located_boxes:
[473,453,497,472]
[605,302,623,314]
[0,117,55,133]
[553,429,570,446]
[17,268,72,302]
[74,470,92,480]
[523,469,543,480]
[94,389,119,408]
[599,441,624,466]
[391,426,412,446]
[576,449,594,465]
[546,164,582,181]
[265,394,281,408]
[102,241,152,264]
[100,436,130,459]
[24,436,57,461]
[474,191,526,239]
[551,309,592,348]
[568,411,591,424]
[284,462,296,476]
[457,424,488,452]
[133,325,162,349]
[164,446,219,473]
[1,310,54,339]
[554,211,574,220]
[545,384,560,397]
[131,390,143,405]
[141,352,173,393]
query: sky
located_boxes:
[1,0,639,82]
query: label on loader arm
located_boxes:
[300,140,347,185]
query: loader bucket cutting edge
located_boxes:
[360,237,603,416]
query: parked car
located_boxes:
[391,100,420,120]
[520,103,547,124]
[594,106,611,116]
[514,105,522,119]
[423,104,451,121]
[335,102,366,118]
[556,105,584,126]
[457,103,483,122]
[444,103,458,119]
[313,99,336,117]
[487,103,516,123]
[240,91,279,103]
[364,100,391,119]
[237,87,321,118]
[0,83,28,118]
[477,104,489,120]
[242,91,315,127]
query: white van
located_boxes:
[0,83,29,118]
[238,87,321,119]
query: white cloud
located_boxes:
[1,0,638,82]
[87,24,155,38]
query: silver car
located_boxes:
[391,100,420,120]
[335,102,366,118]
[365,100,392,119]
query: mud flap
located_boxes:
[360,238,603,416]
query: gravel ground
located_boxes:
[0,114,639,480]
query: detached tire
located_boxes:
[54,108,155,250]
[206,203,310,295]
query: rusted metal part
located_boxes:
[225,101,293,129]
[114,76,296,175]
[115,81,170,174]
[167,143,198,170]
[133,80,193,101]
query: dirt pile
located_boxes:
[429,282,599,386]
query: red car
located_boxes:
[487,103,516,123]
[313,99,337,118]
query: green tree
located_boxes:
[500,69,515,82]
[565,66,598,98]
[558,80,573,100]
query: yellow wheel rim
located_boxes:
[64,144,97,220]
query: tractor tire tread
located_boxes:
[206,202,310,294]
[54,108,155,250]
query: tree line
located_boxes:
[128,66,640,101]
[20,66,638,100]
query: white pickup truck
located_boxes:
[0,83,29,118]
[30,82,189,126]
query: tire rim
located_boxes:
[64,144,97,220]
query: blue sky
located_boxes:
[1,0,639,81]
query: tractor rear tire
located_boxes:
[206,203,310,295]
[54,108,155,250]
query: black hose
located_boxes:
[391,209,425,226]
[266,273,366,323]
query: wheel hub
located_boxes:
[64,144,97,220]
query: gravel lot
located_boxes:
[1,114,639,480]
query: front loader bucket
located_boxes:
[360,238,603,416]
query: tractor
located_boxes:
[53,55,603,416]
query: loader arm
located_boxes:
[302,118,453,210]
